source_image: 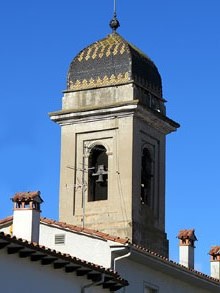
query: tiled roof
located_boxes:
[1,215,219,287]
[0,216,128,244]
[132,244,220,286]
[209,246,220,256]
[67,33,162,99]
[177,229,197,241]
[0,216,13,225]
[0,232,128,291]
[12,191,43,203]
[41,217,129,244]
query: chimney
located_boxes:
[177,229,197,269]
[209,246,220,280]
[12,191,43,243]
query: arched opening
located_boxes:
[141,147,153,206]
[88,145,108,201]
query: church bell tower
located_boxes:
[50,14,179,257]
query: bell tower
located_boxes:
[50,17,179,257]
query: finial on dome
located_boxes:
[109,0,120,33]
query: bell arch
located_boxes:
[141,146,154,207]
[88,145,108,201]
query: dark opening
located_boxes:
[88,145,108,201]
[141,148,153,206]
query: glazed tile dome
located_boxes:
[67,33,162,99]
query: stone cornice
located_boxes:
[49,100,179,134]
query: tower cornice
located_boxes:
[49,100,179,134]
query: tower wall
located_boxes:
[51,84,176,257]
[59,85,135,240]
[132,116,168,256]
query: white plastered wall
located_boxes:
[179,245,194,269]
[13,209,40,242]
[39,223,114,268]
[0,248,106,293]
[115,257,217,293]
[211,261,220,279]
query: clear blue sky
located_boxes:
[1,0,220,275]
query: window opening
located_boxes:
[88,145,108,201]
[141,147,153,206]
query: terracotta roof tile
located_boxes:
[40,217,129,244]
[209,246,220,256]
[105,235,118,242]
[95,231,109,237]
[70,226,83,232]
[12,191,43,202]
[0,215,13,225]
[0,232,128,290]
[132,244,220,285]
[1,215,219,286]
[177,229,197,241]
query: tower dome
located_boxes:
[67,33,163,100]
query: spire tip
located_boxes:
[109,0,120,33]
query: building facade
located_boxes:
[0,11,220,293]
